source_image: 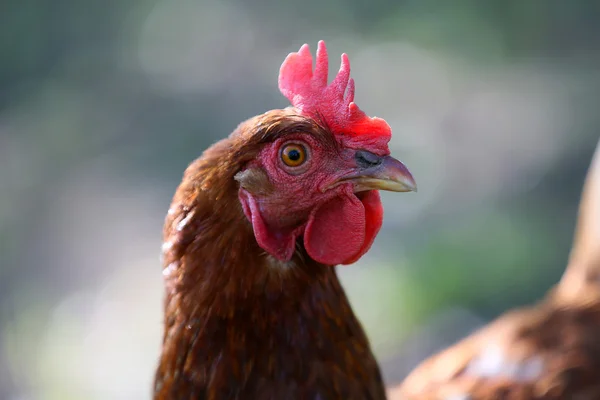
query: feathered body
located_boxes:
[394,140,600,400]
[395,291,600,399]
[154,43,416,399]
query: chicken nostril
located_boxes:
[355,150,383,169]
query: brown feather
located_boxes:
[393,140,600,400]
[154,109,385,399]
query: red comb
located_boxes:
[278,40,392,154]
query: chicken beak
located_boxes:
[352,155,417,193]
[333,151,417,193]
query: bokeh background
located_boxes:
[2,0,600,399]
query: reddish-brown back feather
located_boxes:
[392,140,600,400]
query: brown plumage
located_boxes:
[392,140,600,400]
[154,111,386,399]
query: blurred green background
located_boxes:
[2,0,600,398]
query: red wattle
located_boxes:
[304,193,365,265]
[241,187,384,266]
[239,189,300,261]
[304,190,383,265]
[341,190,383,265]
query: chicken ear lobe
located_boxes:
[238,189,300,262]
[304,193,367,266]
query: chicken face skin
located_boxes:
[235,118,415,266]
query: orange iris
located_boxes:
[281,144,307,167]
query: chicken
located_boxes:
[391,139,600,400]
[153,41,417,399]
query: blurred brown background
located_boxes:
[2,0,600,399]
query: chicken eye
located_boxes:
[281,144,307,167]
